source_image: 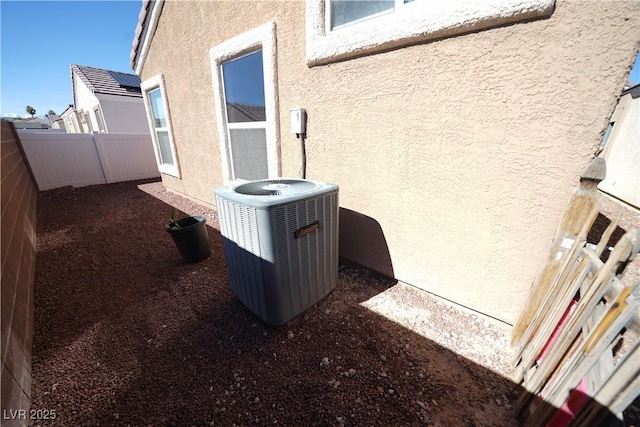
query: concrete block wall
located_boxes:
[1,120,38,426]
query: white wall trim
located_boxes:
[209,21,280,184]
[140,73,181,178]
[306,0,555,66]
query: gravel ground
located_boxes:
[31,179,518,426]
[30,179,638,426]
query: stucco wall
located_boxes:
[1,121,38,426]
[139,0,640,324]
[598,93,640,208]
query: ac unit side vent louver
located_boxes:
[215,178,339,326]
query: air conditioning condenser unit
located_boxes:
[214,178,339,326]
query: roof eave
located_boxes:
[130,0,164,75]
[94,91,143,98]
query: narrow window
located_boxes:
[148,88,175,168]
[141,74,180,177]
[83,112,93,133]
[210,21,279,184]
[94,107,106,132]
[222,50,269,181]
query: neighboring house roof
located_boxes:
[46,113,65,127]
[71,64,142,100]
[60,105,75,116]
[11,118,50,129]
[130,0,165,74]
[227,103,266,122]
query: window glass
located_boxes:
[330,0,393,29]
[94,109,105,132]
[210,22,279,183]
[147,86,174,166]
[221,49,269,181]
[149,88,167,128]
[84,113,92,132]
[141,74,180,178]
[229,128,268,180]
[157,130,174,166]
[222,50,266,123]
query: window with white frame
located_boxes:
[66,118,76,133]
[307,0,555,66]
[141,74,180,177]
[83,112,93,133]
[94,107,106,132]
[210,21,280,184]
[328,0,394,30]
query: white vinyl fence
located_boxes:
[17,131,160,191]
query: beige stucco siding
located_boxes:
[139,0,640,324]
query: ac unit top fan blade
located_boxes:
[234,179,320,196]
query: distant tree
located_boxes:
[25,105,36,118]
[47,109,57,116]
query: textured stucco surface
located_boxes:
[305,0,555,65]
[138,0,640,324]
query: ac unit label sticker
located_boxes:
[295,221,319,239]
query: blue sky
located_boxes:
[1,1,141,118]
[1,1,639,118]
[629,55,640,83]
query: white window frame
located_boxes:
[140,74,181,178]
[81,111,93,133]
[306,0,555,66]
[209,21,280,184]
[66,118,76,133]
[93,106,106,133]
[326,0,396,32]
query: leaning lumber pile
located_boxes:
[512,158,640,426]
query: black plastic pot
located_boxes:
[166,216,211,263]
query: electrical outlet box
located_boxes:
[290,108,306,134]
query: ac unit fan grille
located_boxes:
[216,196,268,320]
[234,179,320,196]
[273,193,338,313]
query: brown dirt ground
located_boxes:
[29,179,638,426]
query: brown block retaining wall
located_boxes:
[1,120,38,426]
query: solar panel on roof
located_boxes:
[108,71,141,88]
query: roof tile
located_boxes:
[71,64,142,97]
